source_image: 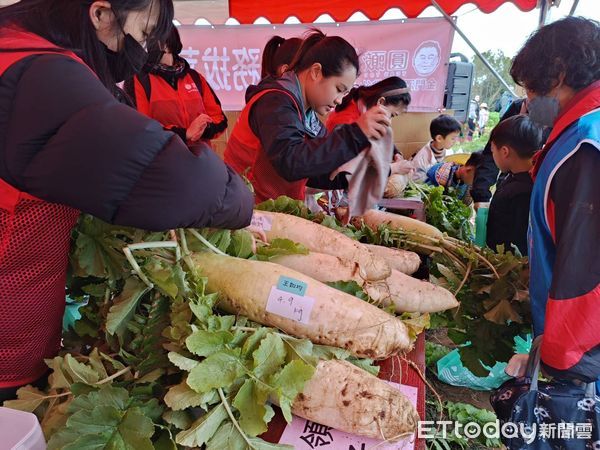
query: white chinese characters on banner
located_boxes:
[232,47,261,91]
[180,46,200,69]
[202,47,231,90]
[389,50,409,71]
[177,19,454,111]
[181,46,261,93]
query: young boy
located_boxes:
[425,151,483,204]
[412,114,462,182]
[486,115,542,255]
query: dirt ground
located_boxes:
[426,328,494,411]
[424,328,505,449]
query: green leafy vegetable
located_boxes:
[47,386,160,450]
[404,183,474,241]
[255,238,309,260]
[5,212,424,449]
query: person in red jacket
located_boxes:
[224,29,392,202]
[126,27,227,145]
[326,76,414,177]
[224,35,303,175]
[0,0,253,403]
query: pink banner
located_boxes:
[177,18,454,111]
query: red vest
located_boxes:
[0,27,82,388]
[224,89,307,203]
[137,72,207,132]
[325,100,361,132]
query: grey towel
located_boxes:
[330,128,393,224]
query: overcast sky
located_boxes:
[386,0,600,58]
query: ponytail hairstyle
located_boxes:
[261,36,302,79]
[272,37,302,77]
[288,28,359,78]
[0,0,174,92]
[336,76,411,112]
[261,35,285,79]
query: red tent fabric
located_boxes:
[229,0,537,24]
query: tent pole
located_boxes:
[429,0,518,97]
[569,0,580,16]
[538,0,551,27]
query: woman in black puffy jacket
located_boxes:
[0,0,253,401]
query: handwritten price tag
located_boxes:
[277,276,307,297]
[265,287,314,325]
[250,212,272,231]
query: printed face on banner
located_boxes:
[412,40,441,76]
[177,19,454,111]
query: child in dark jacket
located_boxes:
[486,115,542,255]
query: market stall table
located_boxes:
[378,198,426,222]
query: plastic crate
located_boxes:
[0,407,46,450]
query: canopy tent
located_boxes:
[172,0,544,25]
[0,0,557,25]
[228,0,538,24]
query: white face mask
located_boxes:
[527,95,560,128]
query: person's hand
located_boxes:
[505,353,529,377]
[187,114,213,142]
[245,223,268,244]
[390,154,414,176]
[244,223,268,254]
[356,105,391,140]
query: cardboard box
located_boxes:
[391,111,441,159]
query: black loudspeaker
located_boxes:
[444,61,474,123]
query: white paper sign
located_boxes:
[278,383,418,450]
[265,287,314,325]
[251,212,272,231]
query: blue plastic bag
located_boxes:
[62,296,88,331]
[437,335,532,391]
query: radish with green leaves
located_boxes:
[251,211,391,281]
[362,244,421,275]
[292,359,419,441]
[192,252,411,359]
[357,209,444,240]
[272,252,458,313]
[367,269,459,313]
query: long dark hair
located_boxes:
[163,25,183,56]
[289,28,359,78]
[0,0,174,91]
[261,35,302,79]
[336,76,411,112]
